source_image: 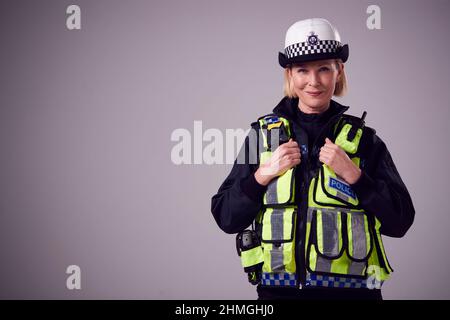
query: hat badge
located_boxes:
[307,31,319,45]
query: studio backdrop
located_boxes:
[0,0,449,299]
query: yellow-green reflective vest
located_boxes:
[255,114,393,289]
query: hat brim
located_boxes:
[278,44,349,68]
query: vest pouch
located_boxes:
[344,211,373,276]
[312,164,360,208]
[306,208,373,278]
[260,207,297,275]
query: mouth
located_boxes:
[305,91,323,97]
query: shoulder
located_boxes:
[358,125,393,169]
[251,113,286,129]
[361,126,386,149]
[337,112,380,148]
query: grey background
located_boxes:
[0,0,448,299]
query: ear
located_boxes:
[286,67,292,78]
[336,61,344,81]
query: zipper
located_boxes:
[294,129,309,289]
[297,158,309,288]
[295,109,349,289]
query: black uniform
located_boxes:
[211,96,415,300]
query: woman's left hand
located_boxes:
[319,137,362,184]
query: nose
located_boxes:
[308,70,320,87]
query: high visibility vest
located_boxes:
[253,113,393,289]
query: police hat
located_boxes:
[278,18,349,68]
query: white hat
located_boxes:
[278,18,349,68]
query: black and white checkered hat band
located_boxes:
[285,40,341,58]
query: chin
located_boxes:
[298,88,331,103]
[301,97,330,109]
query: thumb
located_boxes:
[325,137,332,144]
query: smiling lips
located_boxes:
[305,91,323,97]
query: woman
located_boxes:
[211,18,415,300]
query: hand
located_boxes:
[319,137,362,184]
[255,139,301,186]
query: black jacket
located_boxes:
[211,97,415,297]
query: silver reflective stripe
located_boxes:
[263,128,280,204]
[270,245,285,272]
[319,207,364,215]
[307,208,314,223]
[321,211,340,256]
[335,191,349,202]
[315,211,340,273]
[270,208,284,240]
[348,261,366,275]
[350,214,368,259]
[270,208,285,271]
[266,178,278,204]
[315,254,332,273]
[309,208,331,272]
[348,214,368,275]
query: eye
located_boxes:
[297,68,307,74]
[319,66,331,72]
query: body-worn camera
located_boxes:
[236,230,264,285]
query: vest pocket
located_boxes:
[263,166,295,205]
[260,207,296,274]
[306,208,372,278]
[311,165,360,208]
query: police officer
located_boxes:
[211,18,415,300]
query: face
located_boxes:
[288,59,342,113]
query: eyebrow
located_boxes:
[294,63,332,68]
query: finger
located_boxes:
[321,145,334,153]
[283,146,300,154]
[290,153,301,160]
[285,151,301,161]
[281,154,300,165]
[285,146,301,154]
[320,148,332,156]
[319,152,331,161]
[290,159,301,167]
[325,141,338,150]
[280,146,300,157]
[284,153,301,162]
[276,143,298,155]
[289,156,301,165]
[319,155,328,164]
[284,141,299,149]
[325,139,339,150]
[323,142,339,151]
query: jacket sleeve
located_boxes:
[350,133,415,238]
[211,127,267,234]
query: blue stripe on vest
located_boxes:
[306,273,368,289]
[261,272,297,287]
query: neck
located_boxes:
[298,100,330,114]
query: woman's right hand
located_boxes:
[254,138,301,186]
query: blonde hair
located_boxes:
[283,59,347,98]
